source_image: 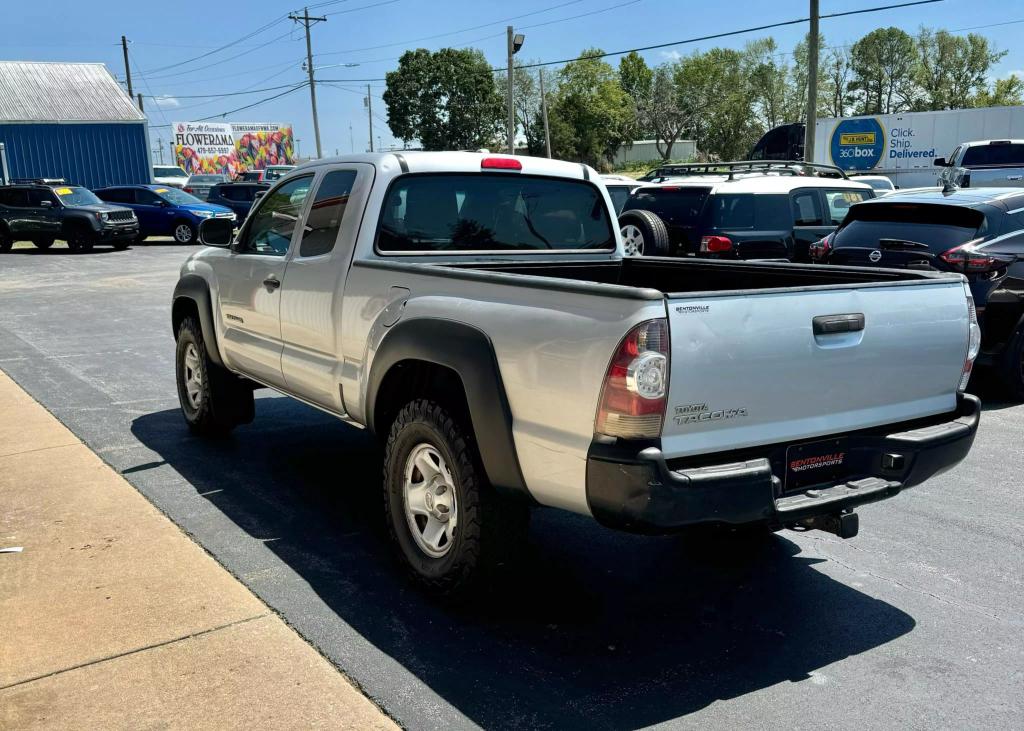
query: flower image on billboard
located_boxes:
[174,121,294,176]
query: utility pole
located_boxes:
[539,68,552,158]
[137,93,144,114]
[121,36,133,99]
[804,0,820,163]
[506,27,515,154]
[366,85,374,152]
[349,122,354,153]
[289,7,326,159]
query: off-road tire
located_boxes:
[383,399,529,596]
[65,227,94,253]
[0,227,12,252]
[618,209,671,256]
[997,321,1024,401]
[111,240,130,251]
[33,238,55,250]
[175,316,254,435]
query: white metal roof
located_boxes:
[639,174,872,194]
[0,61,144,123]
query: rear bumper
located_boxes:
[586,394,980,533]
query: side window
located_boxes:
[98,188,128,203]
[135,189,162,205]
[823,189,872,225]
[708,194,754,229]
[0,189,29,207]
[27,189,57,207]
[299,170,357,257]
[237,175,313,256]
[218,186,239,201]
[791,190,824,226]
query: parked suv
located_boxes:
[819,187,1024,398]
[619,161,873,259]
[96,184,235,244]
[206,181,270,222]
[0,181,138,253]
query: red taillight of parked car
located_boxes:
[939,243,1013,272]
[183,187,193,193]
[809,233,834,261]
[595,319,669,439]
[700,235,733,253]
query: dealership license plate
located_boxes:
[785,438,849,492]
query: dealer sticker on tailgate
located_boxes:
[785,438,848,491]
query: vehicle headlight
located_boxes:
[195,210,215,219]
[99,212,109,222]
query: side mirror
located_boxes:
[40,200,53,208]
[933,157,947,167]
[197,217,234,248]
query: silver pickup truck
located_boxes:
[936,139,1024,188]
[173,152,981,594]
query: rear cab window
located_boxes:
[833,202,985,254]
[961,143,1024,167]
[377,174,615,252]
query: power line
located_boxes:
[143,30,302,81]
[194,82,310,122]
[139,14,291,75]
[143,81,303,100]
[497,0,945,71]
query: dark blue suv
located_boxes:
[95,184,235,244]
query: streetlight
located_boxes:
[507,27,525,154]
[302,60,360,71]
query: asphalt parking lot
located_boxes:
[1,242,1022,730]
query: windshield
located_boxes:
[622,187,710,228]
[961,143,1024,167]
[190,175,225,184]
[833,203,984,254]
[54,186,102,206]
[154,166,188,178]
[377,174,615,252]
[606,185,637,213]
[263,167,294,181]
[155,187,202,205]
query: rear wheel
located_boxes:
[175,316,254,435]
[0,228,12,252]
[997,322,1024,401]
[618,209,670,256]
[383,399,529,596]
[173,220,197,244]
[33,238,55,250]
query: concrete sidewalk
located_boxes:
[0,371,397,730]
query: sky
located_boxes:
[5,0,1023,161]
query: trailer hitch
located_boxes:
[795,510,859,539]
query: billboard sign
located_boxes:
[174,121,294,177]
[829,117,886,171]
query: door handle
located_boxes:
[263,277,281,290]
[813,313,864,335]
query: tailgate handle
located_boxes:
[813,313,864,335]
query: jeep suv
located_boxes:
[0,181,138,253]
[619,161,873,260]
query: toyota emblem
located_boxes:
[869,250,882,263]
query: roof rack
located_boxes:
[10,177,69,185]
[647,160,848,181]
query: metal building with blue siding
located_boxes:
[0,61,150,189]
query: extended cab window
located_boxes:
[378,174,615,252]
[238,175,313,256]
[300,170,357,257]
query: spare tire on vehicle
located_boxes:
[618,209,670,257]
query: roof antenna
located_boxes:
[942,180,959,195]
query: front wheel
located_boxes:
[34,238,55,250]
[383,399,528,596]
[173,221,197,244]
[618,209,670,257]
[65,231,94,253]
[175,317,254,435]
[0,228,12,252]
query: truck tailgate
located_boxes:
[662,280,969,459]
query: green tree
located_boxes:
[619,51,654,140]
[743,38,801,131]
[384,48,504,150]
[974,74,1024,107]
[550,48,633,165]
[915,28,1007,109]
[821,48,855,118]
[850,27,919,114]
[676,48,759,160]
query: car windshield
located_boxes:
[606,185,637,213]
[833,203,984,254]
[961,143,1024,167]
[622,187,711,227]
[378,174,615,252]
[53,186,102,206]
[154,166,188,178]
[190,175,225,184]
[155,187,202,205]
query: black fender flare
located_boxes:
[367,318,530,501]
[172,274,224,366]
[61,212,100,236]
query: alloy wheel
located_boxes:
[402,443,458,558]
[621,224,645,256]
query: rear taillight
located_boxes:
[959,288,981,392]
[700,235,733,253]
[940,243,1013,273]
[183,187,193,193]
[809,233,833,261]
[481,157,522,171]
[595,320,669,439]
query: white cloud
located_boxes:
[1002,69,1024,79]
[152,95,181,109]
[659,50,682,61]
